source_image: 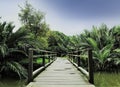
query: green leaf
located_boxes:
[87,37,98,50]
[113,49,120,53]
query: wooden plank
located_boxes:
[26,58,95,87]
[27,83,95,87]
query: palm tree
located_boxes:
[0,21,30,79]
[112,26,120,48]
[76,24,116,71]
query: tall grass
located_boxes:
[95,72,120,87]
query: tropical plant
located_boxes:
[72,24,120,71]
[0,21,29,79]
[111,26,120,48]
[93,44,113,71]
[0,61,27,79]
[47,31,69,56]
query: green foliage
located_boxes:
[0,22,14,57]
[0,61,27,79]
[86,37,98,50]
[68,35,81,50]
[69,24,120,71]
[0,44,8,57]
[48,31,69,56]
[0,21,28,79]
[37,37,48,49]
[19,1,48,38]
[1,0,120,79]
[113,48,120,53]
[18,1,49,50]
[112,26,120,48]
[36,58,49,64]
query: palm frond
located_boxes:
[9,48,28,57]
[113,48,120,53]
[1,61,27,79]
[87,37,98,50]
[0,43,8,57]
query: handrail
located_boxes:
[68,49,94,84]
[27,48,57,84]
[31,49,57,54]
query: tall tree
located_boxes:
[18,1,49,50]
[18,1,47,38]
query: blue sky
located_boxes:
[0,0,120,35]
[41,0,120,19]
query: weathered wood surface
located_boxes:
[26,58,95,87]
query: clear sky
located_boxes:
[0,0,120,35]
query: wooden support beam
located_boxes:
[42,52,45,67]
[28,48,33,83]
[48,54,51,63]
[77,51,81,67]
[88,49,94,84]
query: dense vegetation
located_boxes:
[73,24,120,72]
[0,2,70,79]
[0,2,120,86]
[0,2,49,79]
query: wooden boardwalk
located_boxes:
[27,58,95,87]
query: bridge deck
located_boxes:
[26,58,95,87]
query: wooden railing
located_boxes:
[68,49,94,84]
[27,48,57,83]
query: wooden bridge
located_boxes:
[26,49,95,87]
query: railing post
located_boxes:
[42,52,45,66]
[69,53,71,61]
[28,48,33,83]
[77,51,81,67]
[53,53,55,61]
[48,53,51,63]
[72,52,74,62]
[51,53,53,61]
[54,53,56,60]
[88,49,94,84]
[73,55,75,63]
[74,53,77,63]
[70,53,72,61]
[69,53,71,60]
